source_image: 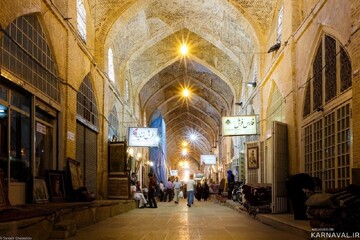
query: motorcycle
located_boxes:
[231,181,244,204]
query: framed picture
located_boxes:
[247,146,259,169]
[48,170,66,201]
[34,179,49,203]
[67,158,84,190]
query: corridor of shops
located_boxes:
[0,0,360,239]
[68,200,305,240]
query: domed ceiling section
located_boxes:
[92,0,279,170]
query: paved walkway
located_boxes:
[68,199,306,240]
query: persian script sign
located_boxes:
[222,115,257,136]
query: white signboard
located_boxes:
[36,122,46,135]
[128,127,159,147]
[222,115,257,136]
[201,155,216,165]
[170,170,178,176]
[195,172,204,180]
[67,131,75,141]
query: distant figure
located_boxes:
[202,182,210,201]
[147,173,158,208]
[286,173,321,220]
[130,181,147,208]
[163,178,173,202]
[130,172,137,186]
[142,184,149,201]
[173,177,182,204]
[227,170,235,199]
[159,181,165,201]
[195,182,202,201]
[186,174,195,207]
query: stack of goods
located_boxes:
[242,184,272,215]
[306,184,360,232]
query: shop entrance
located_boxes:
[0,82,57,204]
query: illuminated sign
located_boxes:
[128,127,159,147]
[222,115,257,136]
[195,172,204,180]
[200,155,216,165]
[170,170,178,176]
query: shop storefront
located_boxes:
[0,14,60,204]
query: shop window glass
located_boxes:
[10,110,30,182]
[77,0,87,42]
[11,91,30,113]
[108,48,115,82]
[108,105,120,141]
[340,48,352,92]
[313,43,322,111]
[35,107,55,177]
[77,75,98,129]
[0,84,7,101]
[303,83,311,117]
[325,36,336,102]
[303,33,352,191]
[276,5,283,43]
[303,34,352,117]
[0,104,8,179]
[35,121,54,178]
[0,15,60,102]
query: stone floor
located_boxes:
[68,199,307,240]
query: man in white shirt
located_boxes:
[173,177,182,204]
[130,181,147,208]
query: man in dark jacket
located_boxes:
[147,172,158,208]
[286,173,321,220]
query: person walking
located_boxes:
[164,178,173,202]
[173,177,182,204]
[186,174,195,207]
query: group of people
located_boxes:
[195,182,210,201]
[131,172,212,208]
[130,172,158,208]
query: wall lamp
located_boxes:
[235,102,243,107]
[247,82,257,87]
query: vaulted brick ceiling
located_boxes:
[90,0,278,170]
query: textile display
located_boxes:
[306,184,360,232]
[242,184,272,215]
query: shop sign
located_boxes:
[128,127,159,147]
[36,122,46,135]
[222,115,257,136]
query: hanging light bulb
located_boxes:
[182,88,190,97]
[180,43,188,56]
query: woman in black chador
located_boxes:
[195,182,203,201]
[227,170,235,199]
[202,182,210,201]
